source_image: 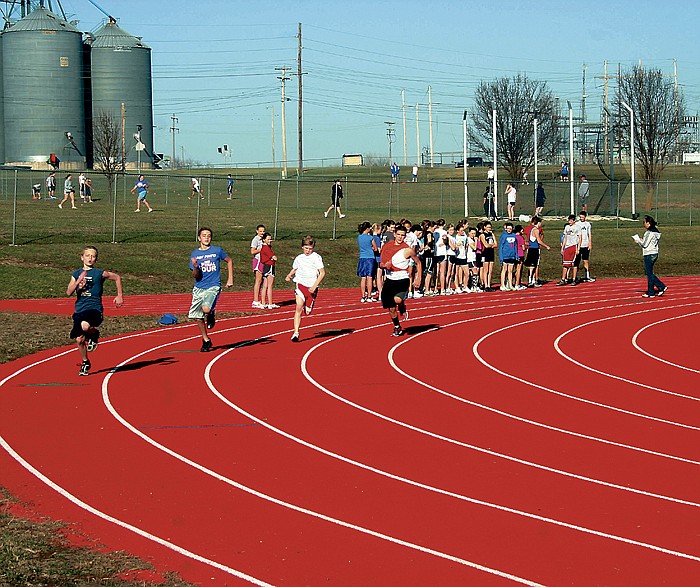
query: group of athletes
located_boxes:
[64,210,596,376]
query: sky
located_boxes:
[42,0,700,167]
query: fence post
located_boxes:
[10,170,17,246]
[690,179,693,227]
[111,174,118,243]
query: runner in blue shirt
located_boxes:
[130,174,153,212]
[227,174,234,200]
[189,226,234,351]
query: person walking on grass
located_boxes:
[131,175,153,212]
[286,235,325,342]
[58,174,76,209]
[633,215,667,299]
[325,179,345,219]
[66,246,123,376]
[188,227,234,352]
[379,225,421,337]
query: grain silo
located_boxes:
[2,6,86,168]
[0,35,5,165]
[88,18,153,169]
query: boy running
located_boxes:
[286,235,325,342]
[189,227,234,352]
[379,225,422,336]
[66,246,124,376]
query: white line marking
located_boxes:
[632,311,700,375]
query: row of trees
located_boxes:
[469,65,686,211]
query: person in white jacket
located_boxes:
[633,215,667,298]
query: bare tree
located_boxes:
[470,74,562,182]
[92,110,124,200]
[615,65,685,210]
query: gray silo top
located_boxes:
[91,20,150,50]
[3,6,81,34]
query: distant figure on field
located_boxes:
[58,174,76,209]
[130,175,153,212]
[412,164,418,182]
[46,172,56,199]
[578,175,590,212]
[560,161,569,182]
[534,182,546,216]
[390,162,400,183]
[324,179,345,219]
[227,174,234,199]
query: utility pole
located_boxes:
[385,121,395,166]
[170,113,179,170]
[402,89,407,166]
[271,105,276,167]
[297,23,304,176]
[415,104,420,165]
[428,85,434,167]
[276,66,291,179]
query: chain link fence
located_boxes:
[1,169,698,246]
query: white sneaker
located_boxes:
[500,286,508,292]
[252,301,264,309]
[266,304,280,309]
[413,291,423,298]
[339,214,346,219]
[407,292,414,299]
[324,211,328,218]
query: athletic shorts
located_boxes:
[562,245,577,267]
[252,258,263,273]
[189,285,221,319]
[453,257,468,266]
[576,247,590,263]
[501,258,516,264]
[381,277,410,309]
[137,190,147,200]
[70,309,103,339]
[447,255,456,264]
[357,258,375,278]
[295,283,318,314]
[467,261,477,269]
[433,255,446,264]
[262,264,276,279]
[481,249,495,263]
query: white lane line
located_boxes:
[471,300,700,432]
[632,312,700,375]
[553,308,700,401]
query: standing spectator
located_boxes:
[78,172,86,202]
[412,163,419,182]
[84,178,94,203]
[250,224,266,309]
[487,166,495,190]
[58,174,76,209]
[357,221,377,302]
[227,174,234,200]
[505,182,517,220]
[524,216,551,287]
[633,216,667,298]
[498,222,518,291]
[188,227,234,352]
[130,174,153,212]
[513,224,527,289]
[560,161,569,182]
[286,235,326,342]
[259,232,279,309]
[324,179,346,219]
[534,182,546,216]
[578,175,590,212]
[190,177,202,200]
[575,211,595,282]
[558,215,581,285]
[46,172,56,199]
[66,246,124,376]
[390,162,400,183]
[483,187,495,219]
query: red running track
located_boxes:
[1,277,700,585]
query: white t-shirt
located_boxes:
[507,186,517,204]
[292,252,324,287]
[404,231,418,250]
[434,228,447,256]
[250,235,263,261]
[455,233,468,260]
[562,224,581,248]
[412,165,418,175]
[467,236,478,263]
[576,220,592,247]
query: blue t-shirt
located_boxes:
[499,231,518,260]
[357,233,375,259]
[372,234,381,259]
[190,245,229,289]
[72,268,104,313]
[134,179,148,195]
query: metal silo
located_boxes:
[2,7,86,168]
[0,34,5,165]
[89,18,153,169]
